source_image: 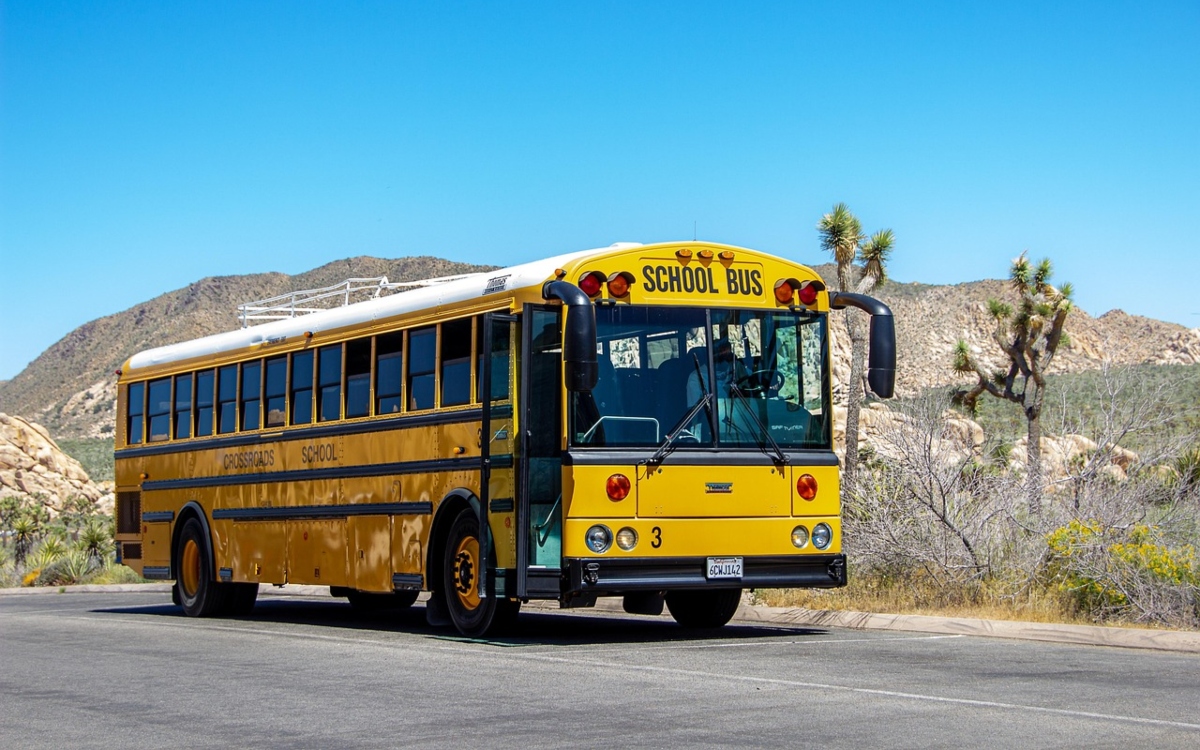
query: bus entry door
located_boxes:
[517,306,564,598]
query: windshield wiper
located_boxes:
[727,382,788,467]
[645,392,712,468]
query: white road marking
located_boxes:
[16,602,1200,733]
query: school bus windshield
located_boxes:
[570,306,830,450]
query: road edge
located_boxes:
[3,583,1198,653]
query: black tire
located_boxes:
[665,588,742,629]
[223,582,259,616]
[173,517,225,617]
[347,590,419,611]
[440,508,519,636]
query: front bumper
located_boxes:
[565,553,846,595]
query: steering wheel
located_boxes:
[734,368,783,395]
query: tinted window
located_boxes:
[441,318,472,406]
[408,327,436,410]
[241,361,261,431]
[264,357,287,427]
[479,316,511,403]
[127,382,145,445]
[174,374,193,439]
[218,365,238,434]
[147,378,171,442]
[345,338,371,418]
[291,351,314,425]
[375,331,403,414]
[318,345,342,422]
[195,370,215,437]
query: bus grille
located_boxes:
[117,492,141,534]
[123,543,143,560]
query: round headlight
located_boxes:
[791,525,809,548]
[812,523,833,550]
[586,524,613,553]
[615,527,638,551]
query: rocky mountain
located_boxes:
[0,256,494,438]
[1,256,1198,440]
[820,266,1200,401]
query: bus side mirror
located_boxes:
[830,291,896,399]
[867,314,895,399]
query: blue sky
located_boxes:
[2,1,1197,380]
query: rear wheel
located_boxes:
[174,518,224,617]
[441,508,519,636]
[347,590,419,611]
[223,582,259,616]
[665,588,742,629]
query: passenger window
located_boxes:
[408,327,436,410]
[195,370,215,437]
[127,382,145,445]
[218,365,238,434]
[265,357,287,427]
[345,338,371,418]
[375,331,403,414]
[441,318,472,407]
[147,378,171,442]
[241,361,262,431]
[174,373,193,439]
[478,316,511,403]
[318,345,342,422]
[291,351,314,425]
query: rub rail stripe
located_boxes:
[212,501,433,520]
[141,454,513,492]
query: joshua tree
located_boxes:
[818,205,895,495]
[953,252,1073,514]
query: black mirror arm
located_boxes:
[829,292,896,399]
[542,280,598,392]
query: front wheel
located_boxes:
[665,588,742,629]
[440,508,519,636]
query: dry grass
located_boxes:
[753,575,1094,626]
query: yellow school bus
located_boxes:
[113,241,895,635]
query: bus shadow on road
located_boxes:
[95,596,829,647]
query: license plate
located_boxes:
[706,556,743,579]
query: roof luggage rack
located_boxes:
[236,273,485,328]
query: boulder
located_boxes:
[0,413,113,515]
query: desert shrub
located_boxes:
[1047,521,1199,627]
[35,548,100,586]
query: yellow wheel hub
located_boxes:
[180,538,201,598]
[452,536,481,611]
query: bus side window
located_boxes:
[478,315,510,402]
[218,365,238,434]
[318,345,342,422]
[408,327,436,410]
[174,373,193,439]
[345,338,371,418]
[291,351,314,425]
[264,357,287,427]
[241,360,262,431]
[441,318,472,407]
[147,378,171,442]
[375,331,403,414]
[127,382,145,445]
[195,370,215,436]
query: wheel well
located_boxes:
[426,491,477,592]
[171,502,213,580]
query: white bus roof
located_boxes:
[125,243,642,373]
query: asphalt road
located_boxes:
[2,590,1199,749]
